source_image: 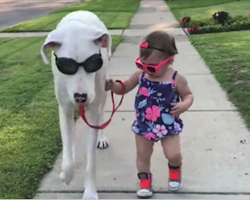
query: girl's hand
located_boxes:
[170,102,186,117]
[105,70,141,94]
[105,79,115,91]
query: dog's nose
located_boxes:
[74,93,87,103]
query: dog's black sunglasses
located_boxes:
[54,53,103,75]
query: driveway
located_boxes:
[0,0,78,29]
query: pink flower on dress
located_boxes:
[143,133,156,140]
[139,87,150,96]
[153,124,168,137]
[145,105,160,121]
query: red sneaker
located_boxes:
[168,165,182,191]
[137,172,153,198]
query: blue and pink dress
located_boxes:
[131,71,183,141]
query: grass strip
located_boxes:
[51,0,141,13]
[1,12,134,32]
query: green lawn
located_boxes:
[2,12,134,32]
[168,0,249,20]
[1,0,140,32]
[51,0,141,13]
[190,30,250,128]
[0,35,122,199]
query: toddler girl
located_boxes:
[105,30,194,198]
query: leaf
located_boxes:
[148,88,157,95]
[140,112,145,118]
[159,105,165,112]
[131,126,139,133]
[146,121,154,129]
[162,113,174,125]
[138,99,147,109]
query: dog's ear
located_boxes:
[41,29,64,64]
[98,34,109,48]
[92,28,111,47]
[93,28,112,59]
[94,30,109,48]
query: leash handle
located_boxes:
[79,80,125,130]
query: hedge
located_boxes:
[179,14,250,34]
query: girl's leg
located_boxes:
[135,134,154,198]
[136,134,154,173]
[161,135,182,191]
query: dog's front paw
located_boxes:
[97,133,109,149]
[83,189,98,199]
[60,161,75,185]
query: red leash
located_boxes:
[79,80,125,129]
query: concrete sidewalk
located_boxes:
[35,0,250,199]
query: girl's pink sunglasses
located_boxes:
[135,42,174,73]
[135,56,174,73]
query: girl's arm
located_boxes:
[111,70,142,95]
[175,74,194,111]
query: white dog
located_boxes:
[40,11,112,199]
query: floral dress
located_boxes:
[131,71,183,141]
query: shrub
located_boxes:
[180,13,250,35]
[185,25,200,34]
[181,18,218,28]
[179,16,191,27]
[188,23,250,34]
[212,11,229,24]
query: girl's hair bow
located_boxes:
[139,42,149,48]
